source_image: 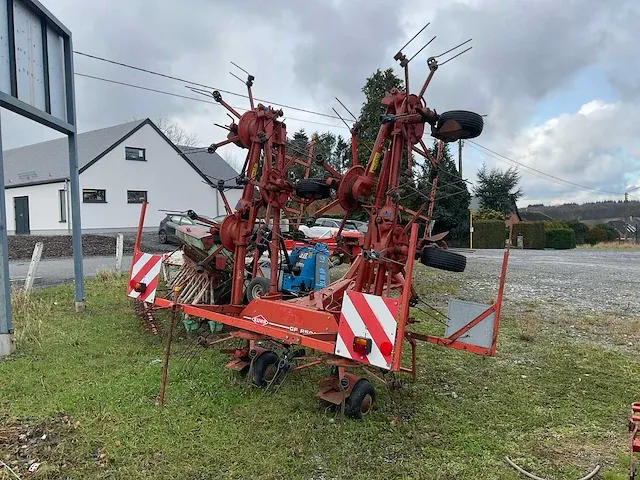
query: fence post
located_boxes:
[115,234,124,273]
[24,242,44,294]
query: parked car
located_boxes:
[299,217,361,239]
[158,214,199,244]
[348,219,368,233]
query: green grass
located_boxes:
[1,272,639,479]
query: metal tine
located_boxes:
[188,85,211,94]
[396,22,430,54]
[408,35,437,62]
[229,71,245,84]
[434,38,472,58]
[439,46,473,66]
[332,107,351,130]
[230,61,251,76]
[334,97,358,122]
[188,87,214,99]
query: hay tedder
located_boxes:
[128,31,512,418]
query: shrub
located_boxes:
[473,220,507,249]
[545,228,576,249]
[585,223,619,245]
[475,208,504,220]
[542,220,568,230]
[513,222,546,249]
[565,219,589,244]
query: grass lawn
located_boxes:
[1,270,640,479]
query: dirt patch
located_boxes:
[0,412,77,478]
[7,234,170,260]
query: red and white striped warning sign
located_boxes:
[335,290,399,369]
[127,251,164,303]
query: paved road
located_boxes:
[457,248,640,315]
[9,255,133,288]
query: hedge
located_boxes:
[545,228,576,249]
[513,222,546,249]
[473,220,506,249]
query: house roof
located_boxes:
[2,118,239,190]
[3,119,147,188]
[177,146,239,187]
[520,209,554,221]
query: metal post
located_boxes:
[24,241,43,293]
[0,112,15,356]
[469,208,473,249]
[115,234,123,273]
[458,139,463,176]
[64,35,85,312]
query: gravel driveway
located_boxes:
[458,248,640,316]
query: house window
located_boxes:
[58,189,66,222]
[127,190,148,204]
[125,147,146,161]
[83,189,107,203]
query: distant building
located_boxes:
[607,220,637,240]
[2,119,240,234]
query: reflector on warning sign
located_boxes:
[127,252,164,303]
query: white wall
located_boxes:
[4,181,67,234]
[79,123,241,231]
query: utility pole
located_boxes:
[458,139,463,176]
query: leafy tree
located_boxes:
[474,164,522,216]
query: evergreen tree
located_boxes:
[474,164,522,215]
[356,68,403,167]
[420,140,471,243]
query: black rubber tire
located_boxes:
[434,110,483,141]
[252,351,279,387]
[421,247,466,272]
[346,379,375,419]
[295,179,331,200]
[247,276,270,302]
[158,229,168,244]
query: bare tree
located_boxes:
[154,117,199,147]
[221,152,244,173]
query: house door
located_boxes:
[14,196,30,234]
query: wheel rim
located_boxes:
[360,394,373,415]
[159,231,166,242]
[251,284,265,299]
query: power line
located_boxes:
[73,50,345,122]
[74,72,348,131]
[467,140,624,196]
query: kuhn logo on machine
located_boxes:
[251,315,269,326]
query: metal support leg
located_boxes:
[0,112,15,356]
[68,132,85,311]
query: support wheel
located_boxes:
[247,277,270,302]
[252,351,279,387]
[433,110,484,141]
[158,229,168,244]
[346,379,375,419]
[421,247,466,272]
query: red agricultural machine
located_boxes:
[128,32,512,418]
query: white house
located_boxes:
[2,119,241,234]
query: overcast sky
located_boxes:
[2,0,638,207]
